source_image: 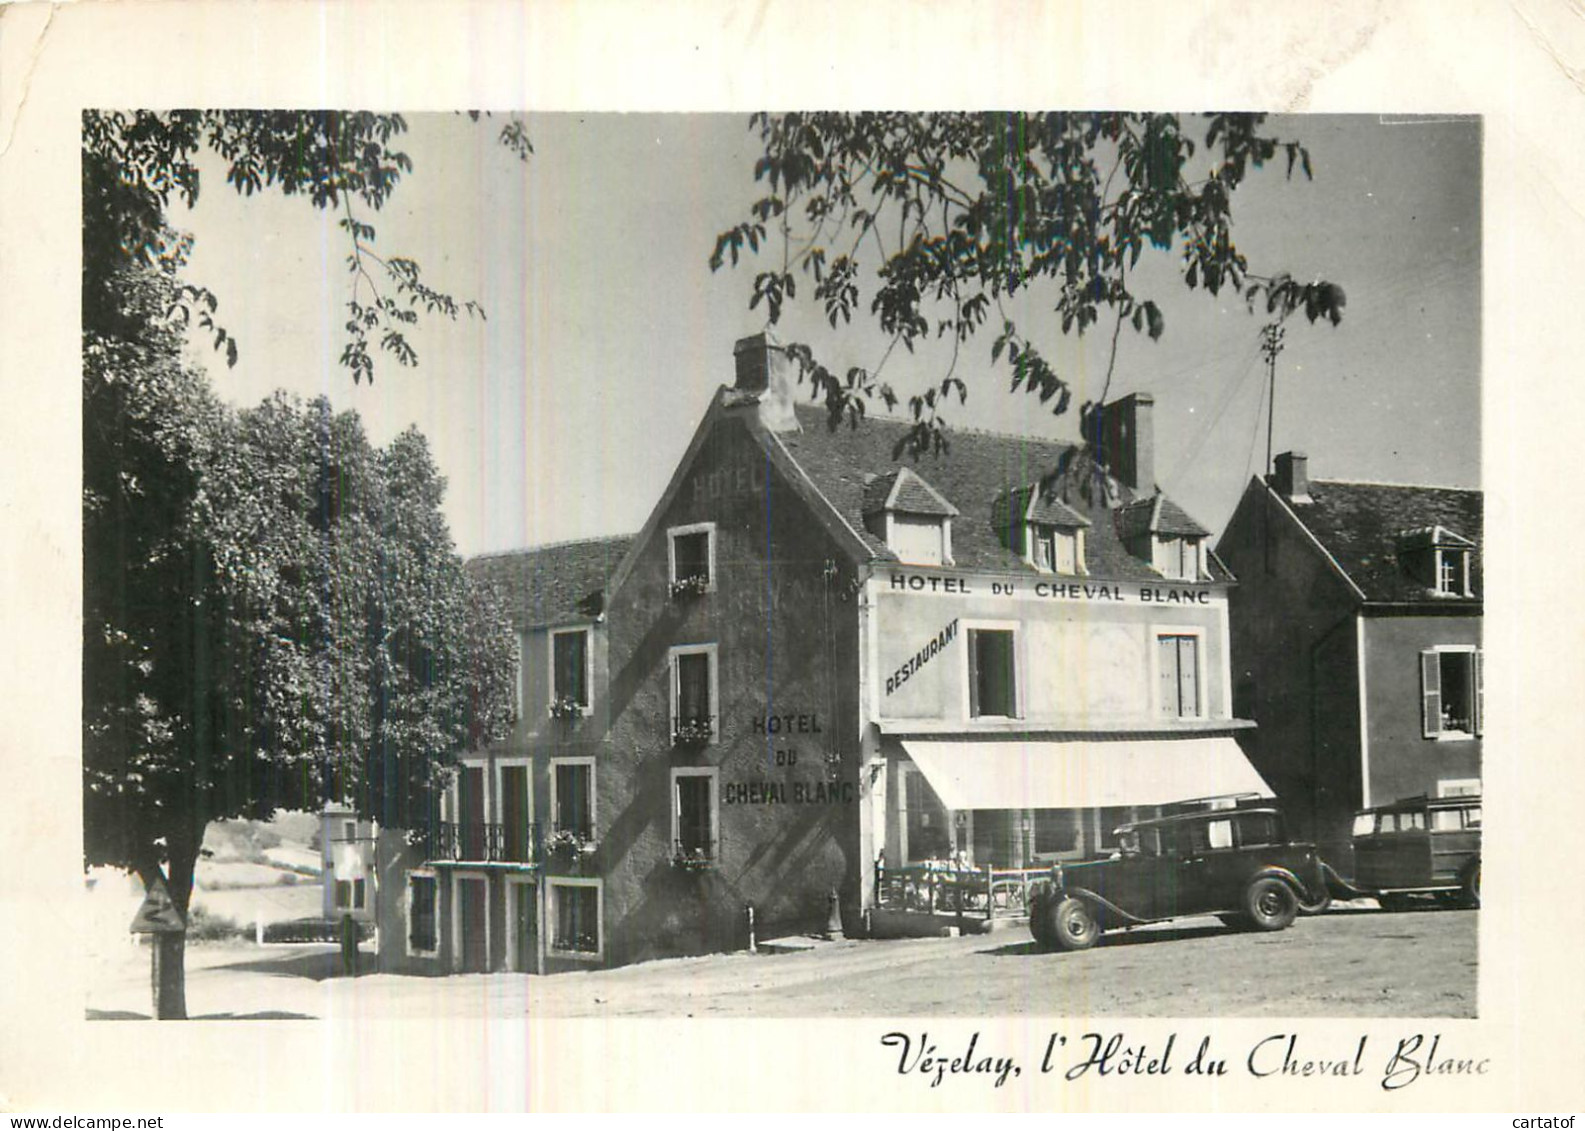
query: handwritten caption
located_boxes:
[879,1031,1489,1092]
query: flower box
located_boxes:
[669,574,710,599]
[548,696,585,720]
[672,718,714,745]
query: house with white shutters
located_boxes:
[1217,452,1482,865]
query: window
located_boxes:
[1031,526,1081,574]
[553,760,594,840]
[1237,813,1283,847]
[672,769,720,865]
[1033,809,1081,856]
[668,523,716,596]
[670,644,718,743]
[551,627,590,712]
[407,873,438,956]
[342,820,356,842]
[497,761,533,863]
[1186,818,1234,853]
[1156,535,1202,581]
[890,514,949,566]
[968,628,1017,718]
[549,880,601,957]
[335,879,352,909]
[353,878,366,909]
[1431,808,1472,832]
[1157,634,1202,719]
[1421,647,1482,738]
[1095,806,1136,853]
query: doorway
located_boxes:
[454,873,489,973]
[506,878,538,973]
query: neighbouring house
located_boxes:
[372,535,632,974]
[375,334,1273,972]
[319,804,376,923]
[1216,451,1483,867]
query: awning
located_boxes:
[898,736,1273,811]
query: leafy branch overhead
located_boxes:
[710,112,1346,456]
[82,109,530,384]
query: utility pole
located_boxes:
[1260,322,1286,478]
[1260,322,1286,578]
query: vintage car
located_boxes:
[1028,804,1331,951]
[1347,794,1481,910]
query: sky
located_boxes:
[175,113,1481,559]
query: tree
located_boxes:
[82,111,525,1017]
[711,112,1345,458]
[85,334,517,1014]
[83,110,530,385]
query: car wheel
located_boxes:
[1461,861,1481,909]
[1298,889,1332,916]
[1243,877,1299,931]
[1028,895,1054,949]
[1047,896,1100,951]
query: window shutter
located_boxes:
[1179,636,1199,717]
[1158,637,1176,717]
[968,631,982,717]
[1420,650,1442,738]
[1473,650,1484,736]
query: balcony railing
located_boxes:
[422,821,540,864]
[874,861,1049,920]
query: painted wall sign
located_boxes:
[691,460,767,502]
[723,780,856,805]
[886,571,1214,606]
[886,618,960,696]
[751,713,823,735]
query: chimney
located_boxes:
[1097,392,1155,492]
[1272,450,1311,503]
[731,332,799,433]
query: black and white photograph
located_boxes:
[78,108,1481,1023]
[3,0,1582,1116]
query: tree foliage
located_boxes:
[82,170,519,1014]
[711,112,1346,457]
[82,109,529,384]
[85,300,518,880]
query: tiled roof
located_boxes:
[467,536,635,628]
[774,405,1230,582]
[1022,487,1090,528]
[1114,494,1210,540]
[1155,497,1211,537]
[1282,479,1482,603]
[862,467,959,518]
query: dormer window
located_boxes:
[1157,535,1204,582]
[1398,526,1475,598]
[1115,494,1210,581]
[889,514,951,566]
[1031,524,1083,574]
[997,483,1089,574]
[862,469,958,567]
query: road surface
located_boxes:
[87,903,1476,1020]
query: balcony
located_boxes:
[421,821,540,864]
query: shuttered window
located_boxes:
[1157,634,1201,718]
[1421,648,1481,738]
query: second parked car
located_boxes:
[1028,803,1331,951]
